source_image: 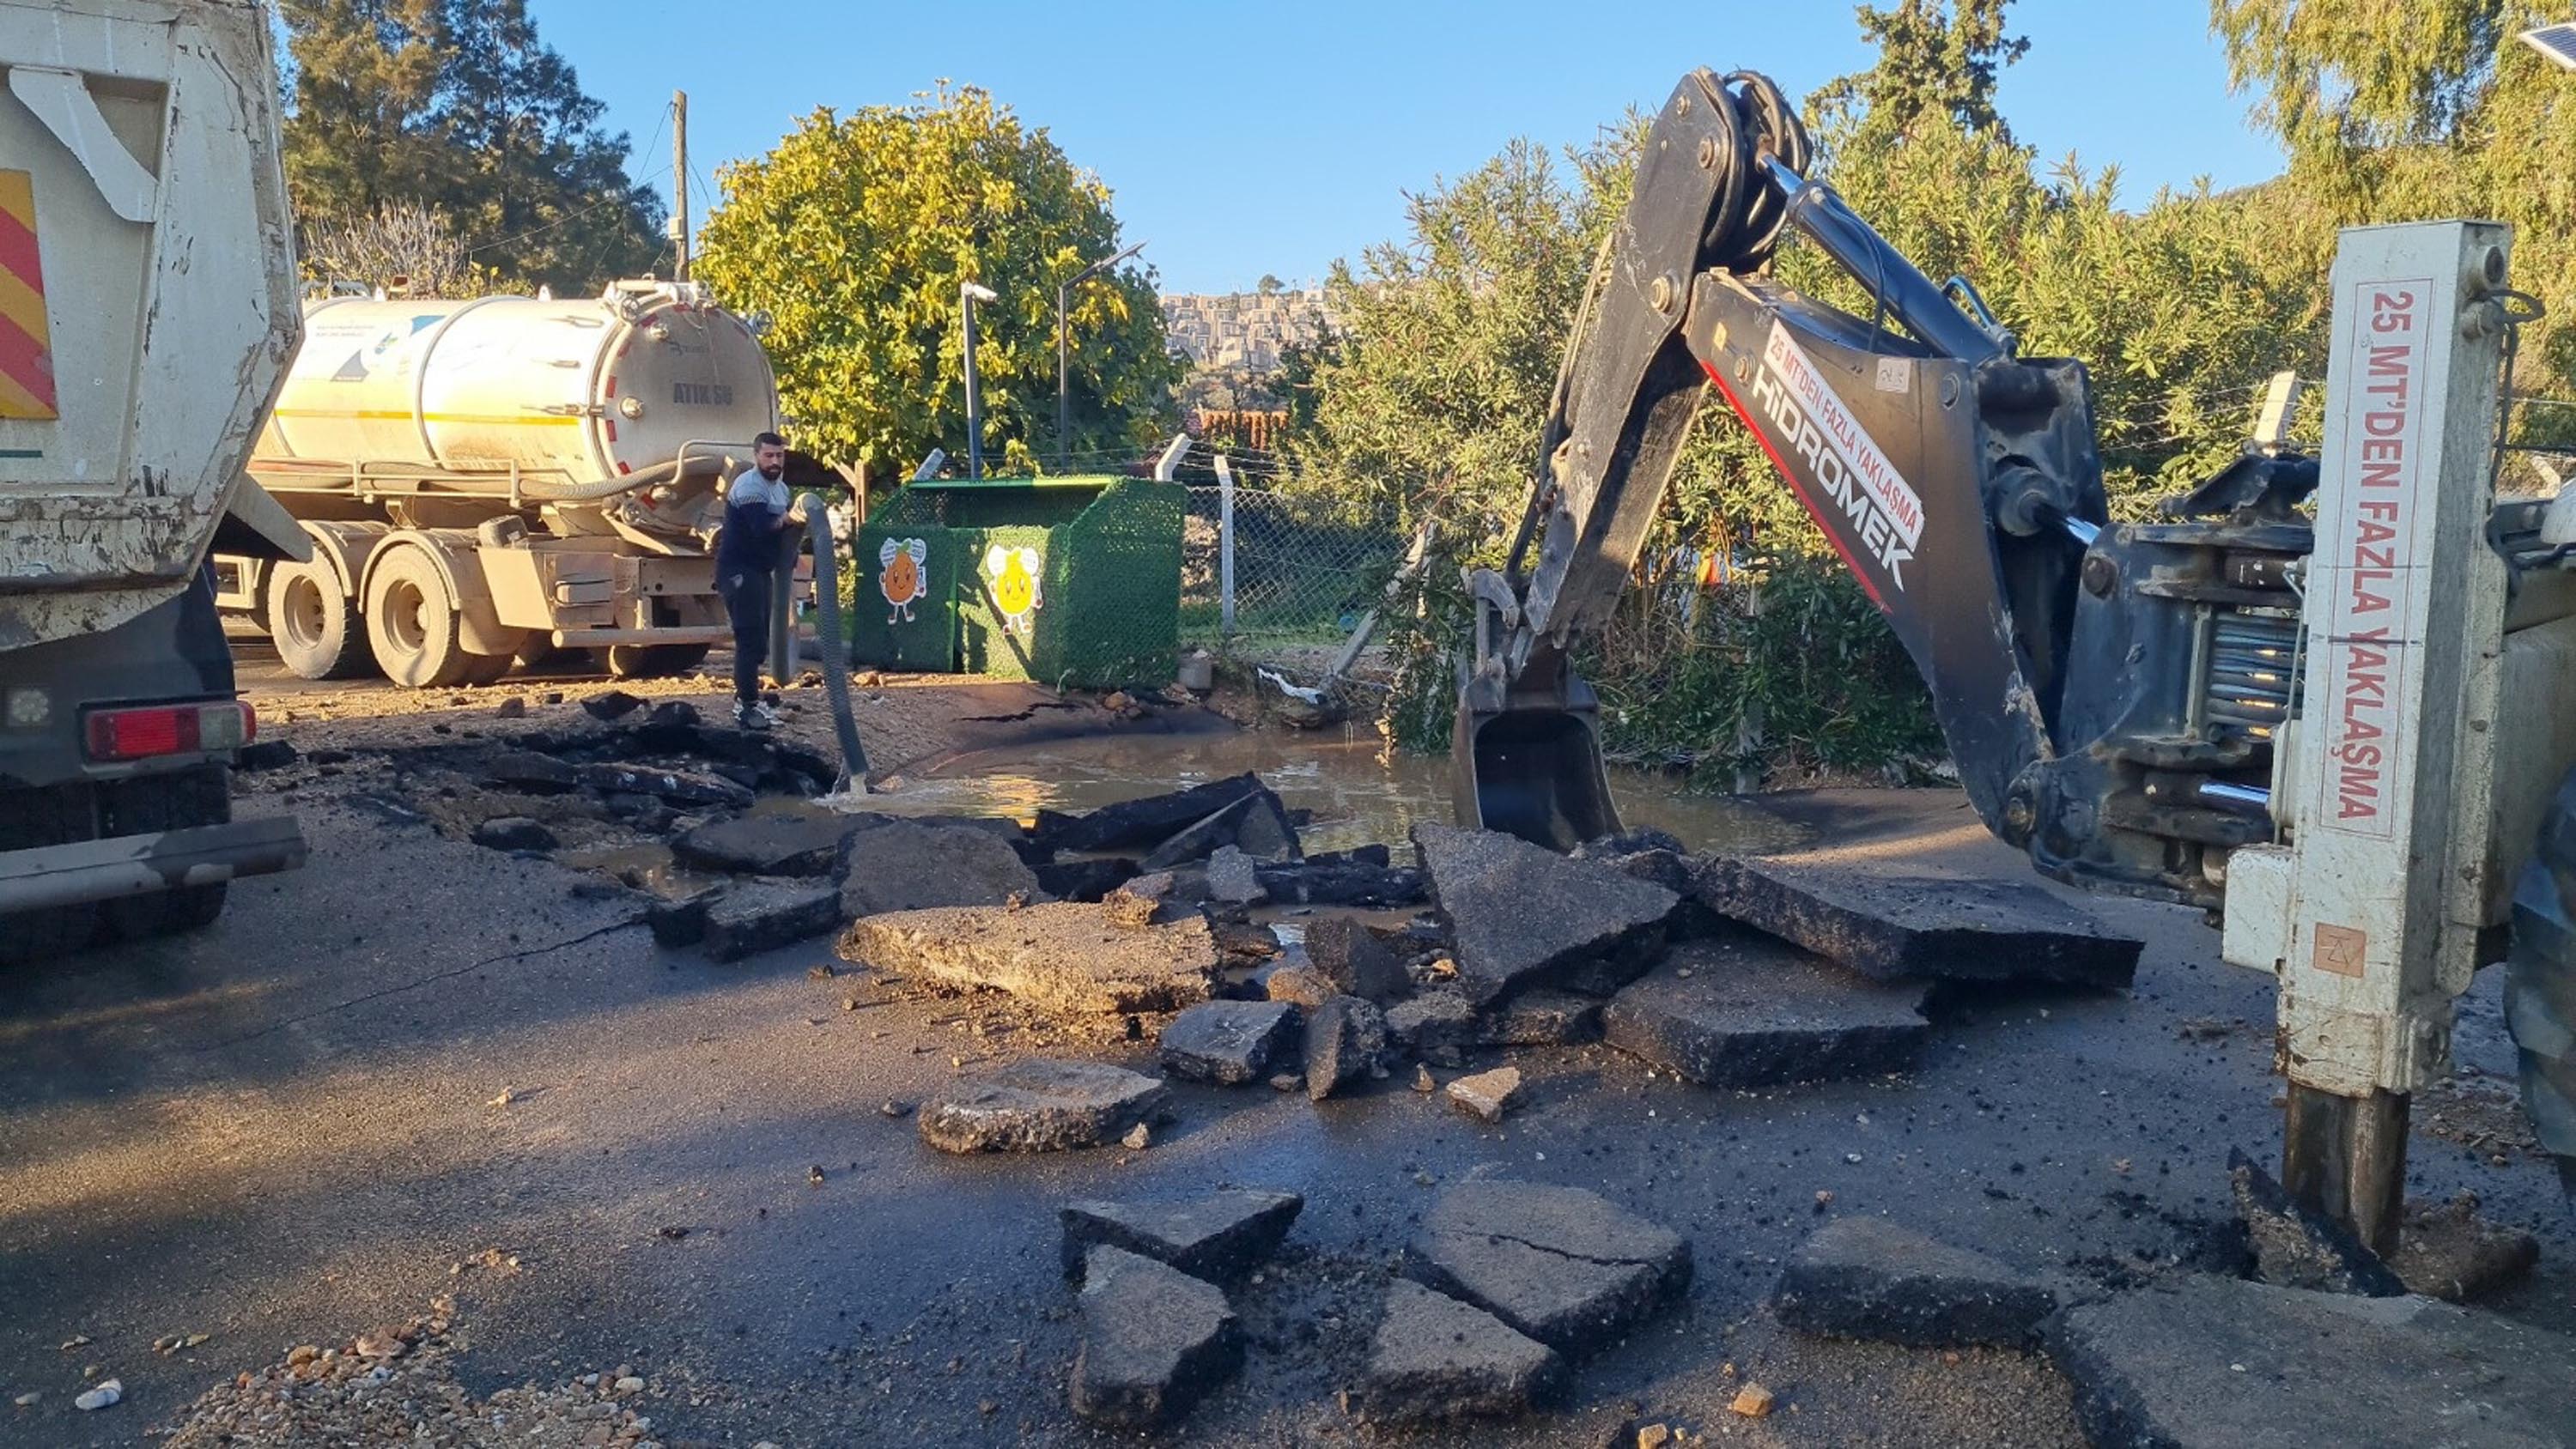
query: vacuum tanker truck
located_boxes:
[0,0,311,963]
[216,283,787,685]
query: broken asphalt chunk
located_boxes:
[1303,915,1412,1003]
[1060,1189,1303,1282]
[671,810,855,877]
[1409,1181,1691,1352]
[1476,990,1603,1047]
[1603,932,1930,1088]
[1771,1217,2060,1348]
[1412,822,1676,1005]
[574,761,755,809]
[1255,861,1426,907]
[1069,1246,1242,1429]
[918,1060,1167,1154]
[839,902,1213,1014]
[1304,994,1389,1100]
[838,819,1046,918]
[1361,1279,1564,1426]
[2227,1149,2406,1296]
[470,815,556,852]
[1388,991,1477,1065]
[1157,1000,1300,1085]
[1041,773,1271,855]
[700,879,839,962]
[1691,855,2140,989]
[1445,1066,1522,1124]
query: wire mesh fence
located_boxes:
[1179,479,1409,669]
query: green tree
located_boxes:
[696,85,1180,476]
[279,0,665,294]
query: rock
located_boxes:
[73,1379,120,1411]
[1061,1189,1304,1282]
[1446,1067,1523,1124]
[1211,919,1280,964]
[471,815,557,852]
[702,879,841,961]
[1413,822,1677,1004]
[1268,1073,1300,1091]
[235,739,298,772]
[1728,1384,1776,1419]
[1303,916,1413,1003]
[918,1059,1168,1154]
[671,810,856,876]
[1476,990,1604,1046]
[1410,1181,1691,1351]
[2227,1149,2406,1296]
[1158,1000,1301,1084]
[2042,1274,2576,1448]
[1361,1279,1564,1425]
[494,695,527,718]
[1043,773,1272,854]
[482,749,581,793]
[1070,1246,1242,1429]
[2387,1195,2541,1303]
[1771,1217,2060,1348]
[1413,1064,1437,1093]
[1602,932,1930,1088]
[1036,855,1139,903]
[1690,855,2141,989]
[582,689,646,720]
[1203,846,1264,905]
[645,892,715,948]
[1264,964,1339,1008]
[1256,862,1427,908]
[839,820,1046,919]
[1305,994,1390,1100]
[1122,1122,1151,1150]
[840,902,1215,1014]
[574,761,755,809]
[1103,872,1173,928]
[1388,991,1478,1065]
[646,700,699,728]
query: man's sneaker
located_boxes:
[733,701,779,731]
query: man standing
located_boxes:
[716,431,805,730]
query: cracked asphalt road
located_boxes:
[3,783,2569,1446]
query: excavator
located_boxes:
[1454,69,2576,1252]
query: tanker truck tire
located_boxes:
[99,764,231,941]
[608,643,711,680]
[2506,767,2576,1203]
[265,558,377,681]
[364,546,476,688]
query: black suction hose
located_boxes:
[795,492,870,793]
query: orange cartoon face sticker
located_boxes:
[983,543,1043,638]
[878,537,929,623]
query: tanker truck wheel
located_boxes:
[608,643,711,680]
[264,559,377,681]
[2507,766,2576,1202]
[363,546,476,688]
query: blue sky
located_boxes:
[532,0,2283,294]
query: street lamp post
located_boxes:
[1055,240,1146,469]
[961,282,999,480]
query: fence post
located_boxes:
[1732,579,1765,794]
[1214,453,1236,640]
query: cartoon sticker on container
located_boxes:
[983,543,1044,639]
[878,537,929,623]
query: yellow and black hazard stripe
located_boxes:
[0,169,58,421]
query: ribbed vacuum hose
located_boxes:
[796,494,870,794]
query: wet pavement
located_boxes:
[3,748,2571,1446]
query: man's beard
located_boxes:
[758,464,783,481]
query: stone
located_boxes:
[672,810,856,877]
[918,1060,1168,1154]
[471,815,557,852]
[646,700,699,729]
[1360,1279,1564,1425]
[1388,991,1478,1064]
[481,749,581,793]
[1103,872,1173,928]
[1476,990,1604,1046]
[2387,1195,2541,1303]
[574,761,755,809]
[1122,1122,1151,1150]
[1446,1067,1522,1124]
[839,820,1047,919]
[494,695,527,718]
[1602,932,1930,1088]
[1263,964,1339,1008]
[702,879,841,962]
[1070,1246,1242,1429]
[235,739,298,772]
[581,688,646,720]
[1036,856,1139,903]
[1410,1181,1691,1351]
[1303,916,1413,1003]
[1256,862,1427,908]
[1771,1217,2060,1348]
[840,902,1215,1014]
[1061,1189,1304,1282]
[1728,1385,1776,1419]
[1690,855,2140,989]
[1158,1000,1301,1084]
[1203,845,1265,905]
[1413,1064,1437,1093]
[1042,774,1277,854]
[1305,994,1390,1100]
[2042,1274,2576,1449]
[2227,1149,2406,1296]
[73,1379,120,1411]
[1413,822,1677,1004]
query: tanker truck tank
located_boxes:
[218,281,789,685]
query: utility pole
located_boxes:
[671,90,691,282]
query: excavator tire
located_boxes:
[2506,767,2576,1202]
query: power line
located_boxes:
[465,103,671,258]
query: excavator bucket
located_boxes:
[1453,693,1621,852]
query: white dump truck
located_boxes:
[0,0,311,961]
[216,283,786,685]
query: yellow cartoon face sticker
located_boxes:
[983,543,1043,638]
[878,537,929,623]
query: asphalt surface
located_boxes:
[3,781,2570,1446]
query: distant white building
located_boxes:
[1160,289,1329,372]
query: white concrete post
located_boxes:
[1215,453,1237,640]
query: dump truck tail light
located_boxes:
[83,701,250,761]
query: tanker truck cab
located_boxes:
[0,0,311,962]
